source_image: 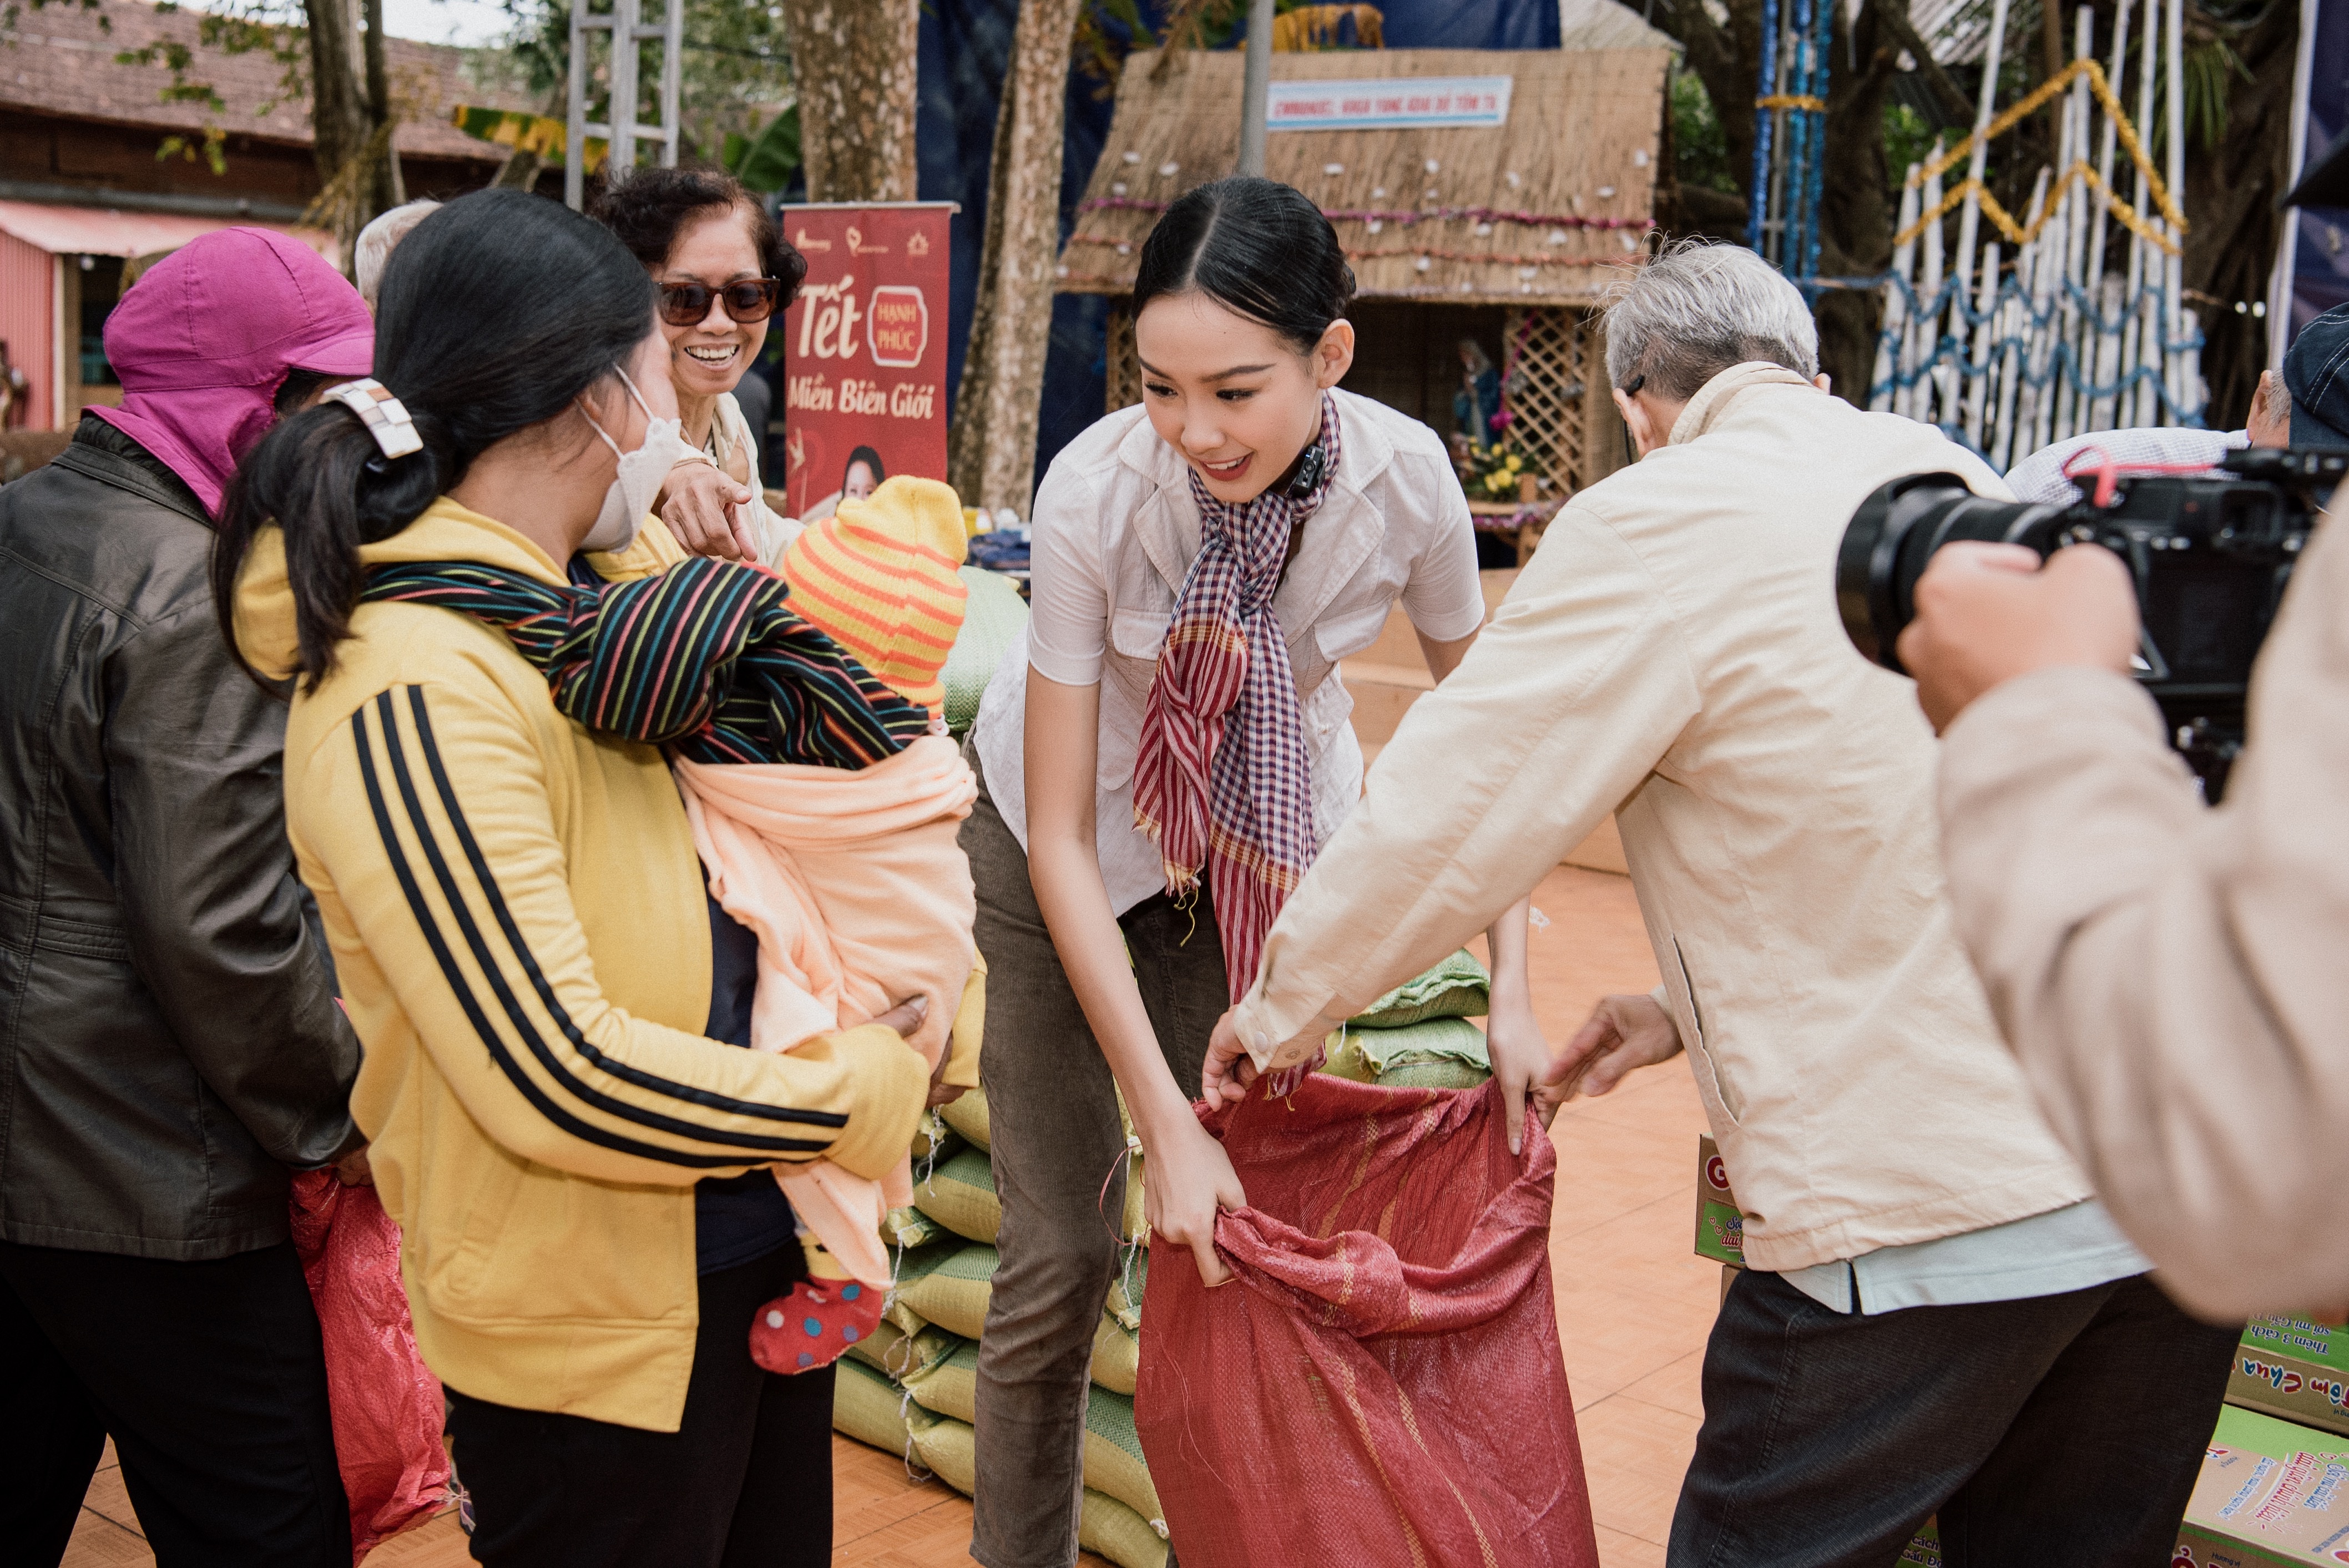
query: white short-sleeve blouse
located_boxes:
[971,387,1484,917]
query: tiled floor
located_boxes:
[64,862,1709,1566]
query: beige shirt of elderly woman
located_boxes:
[971,387,1486,916]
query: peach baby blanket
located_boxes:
[674,732,979,1288]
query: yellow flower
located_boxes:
[1505,454,1523,472]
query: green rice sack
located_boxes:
[943,565,1029,737]
[1083,1384,1164,1532]
[911,1147,1001,1245]
[1091,1312,1139,1396]
[938,1085,991,1151]
[883,1205,947,1250]
[845,1316,906,1376]
[1319,1015,1493,1089]
[894,1242,997,1341]
[910,1111,962,1165]
[911,1413,977,1496]
[1081,1489,1170,1568]
[902,1339,981,1424]
[882,1237,963,1336]
[833,1357,934,1456]
[1349,949,1491,1029]
[853,1321,964,1384]
[1107,1247,1146,1333]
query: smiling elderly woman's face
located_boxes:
[657,201,766,404]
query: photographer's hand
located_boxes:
[1898,542,2138,730]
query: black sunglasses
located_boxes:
[658,277,782,327]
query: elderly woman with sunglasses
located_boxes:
[595,168,803,565]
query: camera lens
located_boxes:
[1837,475,2067,672]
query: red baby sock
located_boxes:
[749,1242,886,1374]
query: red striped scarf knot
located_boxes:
[1131,395,1341,1024]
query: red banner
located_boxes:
[777,203,953,521]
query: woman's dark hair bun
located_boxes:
[213,188,657,689]
[1130,176,1355,353]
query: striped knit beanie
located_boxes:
[782,475,970,716]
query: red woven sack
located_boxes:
[288,1171,452,1563]
[1137,1073,1598,1568]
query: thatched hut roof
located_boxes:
[1055,44,1673,308]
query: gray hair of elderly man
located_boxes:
[353,199,442,311]
[1602,240,1819,403]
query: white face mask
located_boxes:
[575,368,697,554]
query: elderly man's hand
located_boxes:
[1535,992,1682,1119]
[1203,1009,1260,1105]
[1896,542,2139,731]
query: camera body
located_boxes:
[1837,447,2341,798]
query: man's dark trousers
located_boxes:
[1670,1268,2239,1568]
[0,1239,347,1568]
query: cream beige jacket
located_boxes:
[1937,494,2349,1318]
[1230,363,2094,1272]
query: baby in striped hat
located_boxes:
[674,474,985,1374]
[780,476,970,726]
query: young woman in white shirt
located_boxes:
[960,175,1548,1565]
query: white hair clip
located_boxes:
[323,378,423,460]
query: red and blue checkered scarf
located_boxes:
[1131,395,1341,1021]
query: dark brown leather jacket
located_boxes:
[0,418,359,1260]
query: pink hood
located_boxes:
[88,227,373,517]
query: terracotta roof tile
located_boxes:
[0,0,537,162]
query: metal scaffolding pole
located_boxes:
[1238,0,1274,176]
[566,0,685,210]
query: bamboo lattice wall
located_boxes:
[1501,305,1588,490]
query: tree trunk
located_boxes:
[306,0,369,193]
[361,0,403,210]
[2184,0,2297,429]
[1815,0,1903,406]
[304,0,400,267]
[779,0,919,201]
[944,0,1085,515]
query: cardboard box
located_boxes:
[1694,1134,1744,1266]
[2173,1405,2349,1566]
[2234,1318,2349,1439]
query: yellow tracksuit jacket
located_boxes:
[235,500,928,1432]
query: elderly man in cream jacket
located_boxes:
[1204,243,2237,1567]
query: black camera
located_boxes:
[1837,447,2341,800]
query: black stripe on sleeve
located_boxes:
[398,686,850,1131]
[352,695,826,1165]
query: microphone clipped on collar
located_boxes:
[323,378,423,461]
[1283,442,1327,502]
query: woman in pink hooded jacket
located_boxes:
[0,227,377,1567]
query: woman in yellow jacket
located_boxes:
[213,189,933,1567]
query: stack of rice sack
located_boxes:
[831,951,1498,1560]
[1317,948,1496,1088]
[830,1091,1169,1568]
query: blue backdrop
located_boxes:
[915,0,1564,504]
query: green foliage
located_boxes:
[1882,99,1936,188]
[93,0,307,178]
[1673,68,1739,196]
[156,125,227,174]
[721,101,799,194]
[1073,0,1159,92]
[0,0,107,37]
